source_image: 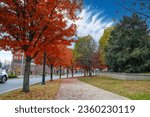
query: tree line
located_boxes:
[0,0,82,93]
[0,0,100,93]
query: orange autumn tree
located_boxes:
[34,44,66,80]
[0,0,82,92]
[54,46,74,79]
[34,44,74,80]
[64,48,75,78]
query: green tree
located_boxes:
[99,27,114,66]
[105,13,150,73]
[74,35,97,76]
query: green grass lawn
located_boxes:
[0,80,61,100]
[79,76,150,100]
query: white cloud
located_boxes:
[0,50,12,63]
[76,7,113,42]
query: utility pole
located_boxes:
[42,51,46,85]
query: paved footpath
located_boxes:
[55,78,129,100]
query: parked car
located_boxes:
[0,70,8,83]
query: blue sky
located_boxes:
[84,0,119,18]
[84,0,132,20]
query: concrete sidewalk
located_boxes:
[55,78,129,100]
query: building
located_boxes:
[11,51,81,76]
[10,51,49,75]
[11,51,62,75]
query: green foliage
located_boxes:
[74,35,97,72]
[105,13,150,73]
[99,27,114,65]
[8,74,17,79]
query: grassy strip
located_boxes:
[79,76,150,100]
[0,80,61,100]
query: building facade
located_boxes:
[10,51,77,76]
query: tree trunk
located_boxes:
[84,69,86,77]
[93,69,95,76]
[50,64,53,81]
[59,66,62,79]
[67,67,69,78]
[86,70,88,76]
[23,56,31,93]
[71,65,74,78]
[89,68,92,77]
[42,51,46,85]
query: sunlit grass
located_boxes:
[79,76,150,100]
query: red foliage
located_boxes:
[0,0,82,92]
[0,0,82,59]
[34,44,74,68]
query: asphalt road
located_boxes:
[0,73,83,94]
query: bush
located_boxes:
[8,74,17,79]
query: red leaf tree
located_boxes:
[34,44,74,80]
[0,0,82,92]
